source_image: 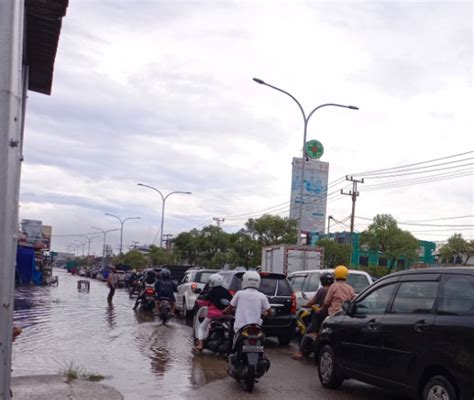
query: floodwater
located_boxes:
[12,268,228,400]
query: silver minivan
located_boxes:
[288,269,373,309]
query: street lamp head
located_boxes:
[253,77,265,85]
[348,105,359,110]
[185,191,192,195]
[137,183,144,187]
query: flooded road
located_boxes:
[12,268,226,400]
[12,268,408,400]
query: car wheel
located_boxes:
[317,345,343,389]
[422,375,457,400]
[278,332,292,346]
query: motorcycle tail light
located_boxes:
[191,283,198,292]
[290,292,297,314]
[246,325,261,336]
[145,289,155,296]
[248,339,257,345]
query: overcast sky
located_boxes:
[20,0,473,255]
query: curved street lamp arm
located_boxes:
[164,191,192,201]
[123,216,141,224]
[306,103,358,124]
[137,183,165,201]
[257,80,306,123]
[105,213,122,224]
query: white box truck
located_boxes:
[261,245,324,275]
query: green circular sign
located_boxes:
[305,140,324,159]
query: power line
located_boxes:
[363,163,473,179]
[350,150,473,177]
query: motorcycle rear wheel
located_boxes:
[244,366,255,392]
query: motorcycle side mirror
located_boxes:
[194,288,202,294]
[220,298,230,306]
[302,292,307,299]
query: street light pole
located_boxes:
[80,234,99,256]
[92,227,120,270]
[252,78,358,245]
[104,213,140,254]
[137,183,192,248]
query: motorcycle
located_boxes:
[193,300,233,356]
[158,297,172,325]
[296,305,320,335]
[133,284,156,312]
[228,324,270,392]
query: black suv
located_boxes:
[219,271,297,345]
[316,267,474,400]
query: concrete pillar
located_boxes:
[0,1,26,399]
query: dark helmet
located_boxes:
[161,268,171,280]
[320,272,334,286]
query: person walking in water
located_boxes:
[107,266,119,303]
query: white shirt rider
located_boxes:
[230,287,271,332]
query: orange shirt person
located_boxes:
[323,265,356,316]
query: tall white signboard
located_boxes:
[289,157,329,234]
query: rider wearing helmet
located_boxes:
[292,271,334,360]
[155,268,177,314]
[323,265,356,316]
[193,273,233,352]
[223,271,272,335]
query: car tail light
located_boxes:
[290,292,297,314]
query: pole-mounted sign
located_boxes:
[305,139,324,159]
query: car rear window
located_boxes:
[276,278,293,296]
[194,271,214,284]
[288,275,306,291]
[347,274,370,293]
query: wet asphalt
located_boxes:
[12,268,410,400]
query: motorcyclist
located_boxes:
[193,273,232,352]
[322,265,356,316]
[223,271,272,343]
[133,269,157,309]
[292,271,334,360]
[155,268,177,314]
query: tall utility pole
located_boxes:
[327,215,333,235]
[213,217,225,227]
[341,176,364,234]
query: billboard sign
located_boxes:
[20,219,43,246]
[289,157,329,234]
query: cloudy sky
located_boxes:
[20,0,473,255]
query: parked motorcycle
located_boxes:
[228,324,270,392]
[193,301,233,356]
[133,284,156,312]
[158,297,172,324]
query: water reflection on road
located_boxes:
[12,269,227,400]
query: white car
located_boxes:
[175,269,216,318]
[288,269,373,309]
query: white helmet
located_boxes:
[208,273,224,288]
[242,271,260,289]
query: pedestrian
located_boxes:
[322,265,356,316]
[107,266,119,303]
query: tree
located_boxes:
[173,229,201,264]
[316,239,351,268]
[245,214,297,246]
[117,250,147,269]
[149,245,175,266]
[439,234,473,265]
[229,230,261,268]
[361,214,419,270]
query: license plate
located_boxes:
[146,296,155,301]
[242,345,264,352]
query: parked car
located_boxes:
[219,270,297,345]
[316,267,474,400]
[288,269,373,309]
[176,269,216,318]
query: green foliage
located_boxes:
[439,234,473,264]
[316,239,351,268]
[229,231,261,268]
[245,214,297,246]
[149,245,175,266]
[359,265,390,278]
[116,250,147,269]
[361,214,419,270]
